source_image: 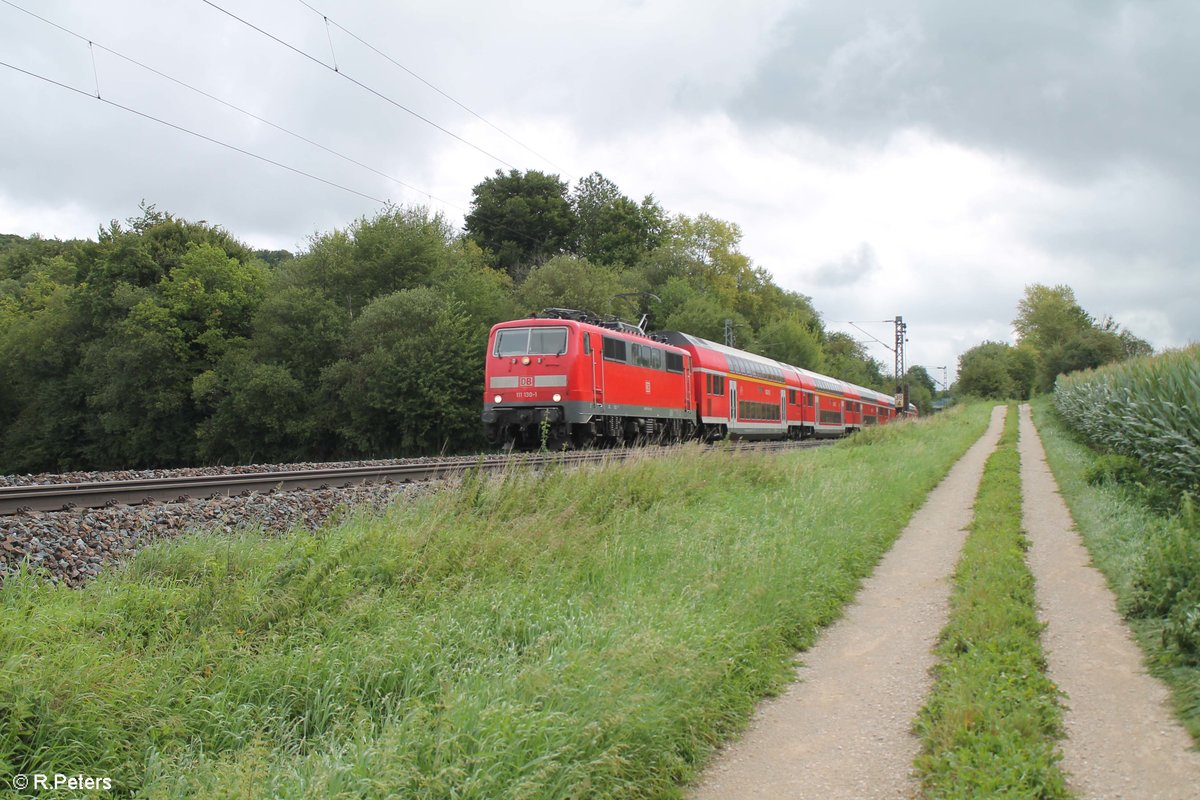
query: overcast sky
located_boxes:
[3,0,1197,383]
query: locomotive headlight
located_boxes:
[493,394,502,403]
[521,356,531,365]
[552,393,562,402]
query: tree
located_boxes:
[659,214,753,308]
[1099,315,1154,360]
[297,207,458,318]
[0,280,94,472]
[516,255,631,318]
[1013,284,1093,354]
[1013,283,1152,391]
[662,294,750,347]
[904,366,937,397]
[1006,345,1038,400]
[321,288,483,454]
[757,316,824,371]
[431,239,517,335]
[79,205,253,301]
[81,296,197,467]
[571,172,665,267]
[192,284,350,462]
[193,348,314,464]
[1041,327,1124,388]
[956,342,1017,399]
[823,332,886,389]
[80,244,268,467]
[464,169,576,277]
[739,283,820,338]
[248,286,349,387]
[0,213,265,472]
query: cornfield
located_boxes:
[1054,345,1200,498]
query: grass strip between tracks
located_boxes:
[1031,397,1200,744]
[913,405,1070,798]
[1,404,989,800]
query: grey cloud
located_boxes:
[733,1,1200,183]
[812,242,881,287]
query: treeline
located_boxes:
[0,172,889,473]
[955,284,1153,400]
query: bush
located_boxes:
[1127,502,1200,624]
[1084,454,1147,487]
[1164,584,1200,664]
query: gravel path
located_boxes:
[690,405,1008,799]
[1020,403,1200,799]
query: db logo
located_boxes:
[519,376,533,387]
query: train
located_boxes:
[481,308,913,449]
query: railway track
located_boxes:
[0,440,828,517]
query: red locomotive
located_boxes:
[482,309,905,448]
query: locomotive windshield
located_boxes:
[494,326,569,357]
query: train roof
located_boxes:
[784,365,847,395]
[491,314,689,353]
[656,331,791,385]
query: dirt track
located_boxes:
[689,405,1200,799]
[1020,404,1200,798]
[690,405,1008,799]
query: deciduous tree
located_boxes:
[465,170,576,277]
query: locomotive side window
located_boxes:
[629,343,667,371]
[666,353,683,373]
[602,336,627,363]
[583,333,592,355]
[494,326,568,356]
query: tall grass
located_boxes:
[1054,345,1200,499]
[1032,398,1200,742]
[914,406,1069,798]
[1,405,991,799]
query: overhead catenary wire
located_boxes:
[293,0,574,179]
[1,0,582,254]
[845,320,896,354]
[199,0,522,172]
[1,0,462,212]
[0,59,388,206]
[0,0,560,251]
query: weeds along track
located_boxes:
[1,440,829,586]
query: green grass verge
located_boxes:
[914,405,1070,798]
[1031,397,1200,743]
[1,405,990,800]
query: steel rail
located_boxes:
[0,439,830,516]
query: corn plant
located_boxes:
[1054,345,1200,498]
